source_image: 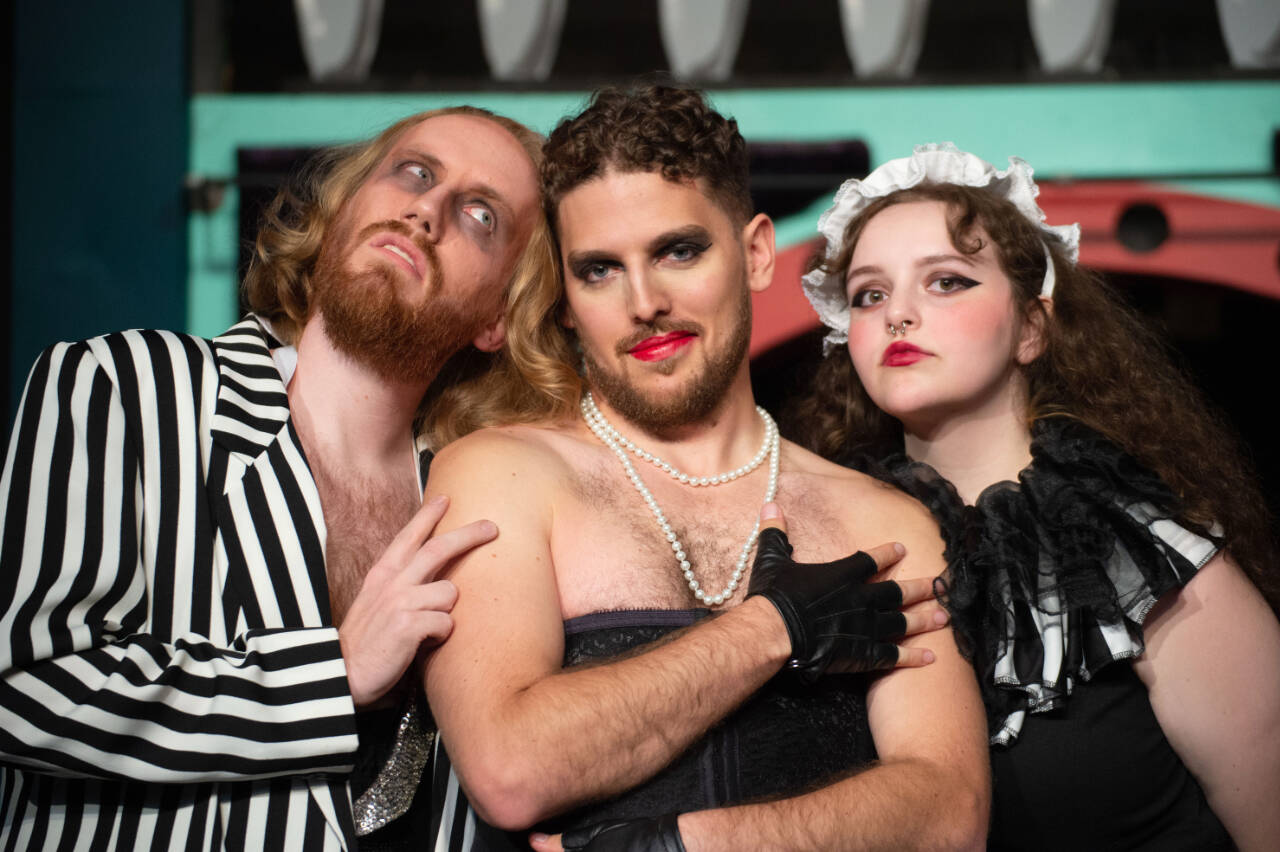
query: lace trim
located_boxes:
[851,419,1219,745]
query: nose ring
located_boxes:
[886,320,912,337]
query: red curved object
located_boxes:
[751,182,1280,356]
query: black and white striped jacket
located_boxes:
[0,317,422,850]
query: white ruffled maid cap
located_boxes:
[801,142,1081,354]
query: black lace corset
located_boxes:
[543,608,876,834]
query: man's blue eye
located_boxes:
[403,163,431,182]
[665,242,706,262]
[465,205,494,229]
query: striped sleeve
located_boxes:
[0,335,358,783]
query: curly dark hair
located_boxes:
[790,183,1280,611]
[541,84,753,227]
[440,85,760,439]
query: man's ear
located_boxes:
[1016,295,1053,365]
[472,313,506,353]
[742,213,776,294]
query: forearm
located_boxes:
[0,343,359,781]
[0,627,359,781]
[678,757,988,852]
[439,596,790,828]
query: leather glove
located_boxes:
[747,527,906,682]
[560,814,687,852]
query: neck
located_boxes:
[288,312,431,472]
[901,388,1034,506]
[588,369,766,477]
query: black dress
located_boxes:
[854,419,1232,851]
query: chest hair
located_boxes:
[310,459,419,626]
[561,459,858,614]
[564,464,809,609]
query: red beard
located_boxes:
[310,218,489,386]
[582,284,752,438]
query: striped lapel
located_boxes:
[210,319,350,846]
[210,318,292,464]
[209,317,330,632]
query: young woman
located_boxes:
[795,144,1280,851]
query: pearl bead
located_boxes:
[581,392,779,607]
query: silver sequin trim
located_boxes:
[353,701,436,836]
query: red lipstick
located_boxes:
[882,342,929,367]
[629,332,696,362]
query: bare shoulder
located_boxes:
[780,438,935,525]
[428,419,577,489]
[779,439,944,581]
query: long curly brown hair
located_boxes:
[236,106,562,447]
[241,106,546,346]
[791,183,1279,610]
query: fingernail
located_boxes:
[893,542,905,556]
[761,502,781,520]
[933,610,949,626]
[428,494,448,507]
[922,650,936,664]
[530,834,548,844]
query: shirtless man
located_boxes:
[423,86,989,850]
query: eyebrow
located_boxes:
[847,253,977,279]
[564,248,614,271]
[565,225,713,271]
[647,225,712,255]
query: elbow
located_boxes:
[935,773,990,852]
[454,754,560,831]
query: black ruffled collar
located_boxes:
[848,418,1219,745]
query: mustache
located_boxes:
[353,219,443,285]
[614,320,703,356]
[354,219,429,250]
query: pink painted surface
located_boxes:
[751,183,1280,356]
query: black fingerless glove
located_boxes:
[747,527,907,683]
[561,814,687,852]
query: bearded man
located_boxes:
[422,86,989,851]
[0,106,551,850]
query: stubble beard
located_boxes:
[310,217,490,386]
[582,284,753,438]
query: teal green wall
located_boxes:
[188,81,1280,338]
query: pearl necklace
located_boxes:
[581,392,772,486]
[580,392,780,606]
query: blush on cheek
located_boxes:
[946,301,1015,343]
